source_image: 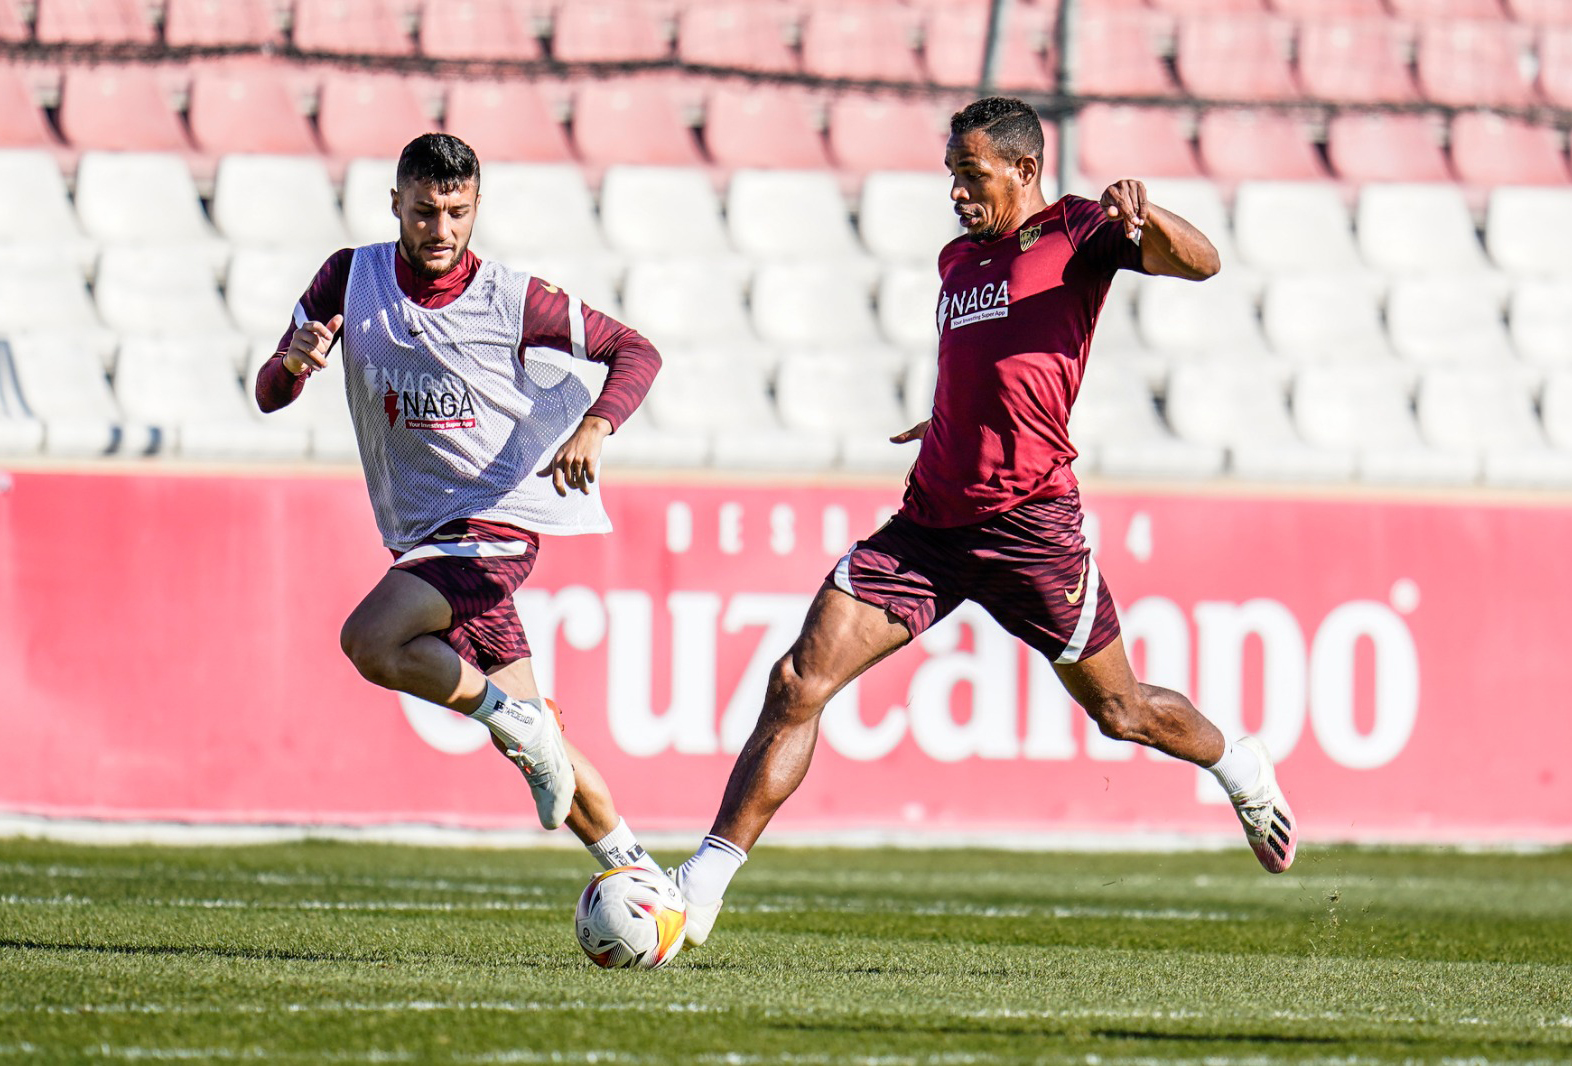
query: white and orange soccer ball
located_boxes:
[574,866,687,969]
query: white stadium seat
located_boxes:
[490,252,625,317]
[1261,274,1396,364]
[1385,277,1516,365]
[600,407,711,469]
[95,246,238,344]
[775,351,911,471]
[0,340,42,455]
[1292,362,1476,485]
[1233,181,1362,273]
[1417,366,1572,487]
[876,266,940,351]
[1067,358,1225,480]
[245,341,358,462]
[0,149,96,272]
[902,352,936,424]
[728,169,862,259]
[857,171,963,264]
[226,247,332,341]
[1143,179,1239,268]
[340,157,397,246]
[0,260,111,354]
[6,332,156,457]
[115,335,308,460]
[599,166,731,258]
[472,163,606,255]
[73,151,227,276]
[1356,184,1488,274]
[1166,359,1354,481]
[1508,279,1572,370]
[644,355,836,470]
[1486,187,1572,276]
[212,154,350,254]
[750,260,882,349]
[1539,370,1572,451]
[1136,274,1265,355]
[620,258,754,349]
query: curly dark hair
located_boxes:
[949,97,1044,165]
[396,132,480,193]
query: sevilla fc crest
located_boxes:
[1019,224,1042,251]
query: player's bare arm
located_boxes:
[890,419,930,444]
[540,414,613,497]
[281,313,343,376]
[1100,179,1220,281]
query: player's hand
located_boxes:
[282,314,343,376]
[1101,179,1149,242]
[540,415,612,496]
[889,419,930,444]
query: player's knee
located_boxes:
[340,616,398,689]
[765,653,834,722]
[1086,695,1147,744]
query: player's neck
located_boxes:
[976,193,1052,243]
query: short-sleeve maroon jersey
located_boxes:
[901,195,1147,528]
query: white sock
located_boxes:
[675,834,747,905]
[586,818,661,875]
[1207,738,1262,796]
[467,682,545,750]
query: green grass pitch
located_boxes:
[1,837,1569,1064]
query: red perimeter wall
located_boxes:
[1,468,1567,844]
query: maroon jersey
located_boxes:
[254,248,659,430]
[902,195,1146,528]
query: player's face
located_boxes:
[393,178,479,279]
[945,130,1031,241]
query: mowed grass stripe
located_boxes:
[1,840,1569,1064]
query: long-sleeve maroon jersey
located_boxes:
[254,247,660,431]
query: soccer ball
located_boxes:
[574,866,687,969]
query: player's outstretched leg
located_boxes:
[675,586,912,946]
[1056,637,1298,873]
[340,570,576,828]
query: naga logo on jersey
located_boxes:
[367,365,478,431]
[937,279,1011,332]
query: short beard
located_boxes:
[400,235,463,280]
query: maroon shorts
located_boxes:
[829,489,1121,665]
[389,518,540,673]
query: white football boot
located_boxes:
[1227,736,1297,874]
[669,865,723,949]
[499,700,576,830]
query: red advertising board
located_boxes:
[1,468,1567,843]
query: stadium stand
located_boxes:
[620,259,754,351]
[1508,279,1572,370]
[1079,106,1202,180]
[187,64,322,158]
[211,154,350,254]
[74,152,228,276]
[1536,26,1572,107]
[857,171,964,264]
[1068,9,1177,96]
[0,66,64,152]
[316,73,436,165]
[34,0,155,44]
[727,169,864,259]
[598,165,732,257]
[1295,19,1420,104]
[1174,15,1300,100]
[1416,20,1538,107]
[1450,112,1571,186]
[467,162,606,256]
[340,157,397,246]
[1196,110,1327,181]
[776,350,914,471]
[291,0,414,57]
[1356,183,1491,274]
[444,81,574,164]
[2,332,147,458]
[226,247,334,341]
[1261,275,1397,364]
[921,4,1054,92]
[1326,113,1453,182]
[704,86,833,171]
[0,150,96,271]
[551,0,671,63]
[676,2,800,74]
[93,246,238,341]
[417,0,543,61]
[876,266,942,352]
[1385,278,1517,365]
[1506,0,1572,22]
[827,96,947,175]
[572,79,704,168]
[800,3,924,83]
[1484,187,1572,275]
[163,0,284,48]
[57,66,193,155]
[749,261,885,351]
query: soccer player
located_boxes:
[673,97,1297,947]
[256,133,665,877]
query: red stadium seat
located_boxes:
[922,4,1053,92]
[552,1,670,63]
[828,95,947,174]
[1267,0,1385,15]
[572,80,704,168]
[445,81,573,163]
[418,0,543,61]
[1079,105,1202,180]
[1297,19,1420,104]
[188,63,319,156]
[1451,112,1570,185]
[58,66,192,153]
[0,67,63,150]
[1147,0,1266,12]
[1505,0,1572,24]
[1070,10,1177,96]
[1386,0,1505,18]
[292,0,414,57]
[801,4,924,83]
[1175,16,1299,100]
[34,0,154,43]
[1197,109,1327,181]
[1326,112,1452,182]
[164,0,283,47]
[1416,21,1537,107]
[316,73,434,162]
[677,2,799,74]
[705,86,831,170]
[0,1,30,40]
[1541,27,1572,106]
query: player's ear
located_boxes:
[1015,153,1040,188]
[389,187,399,219]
